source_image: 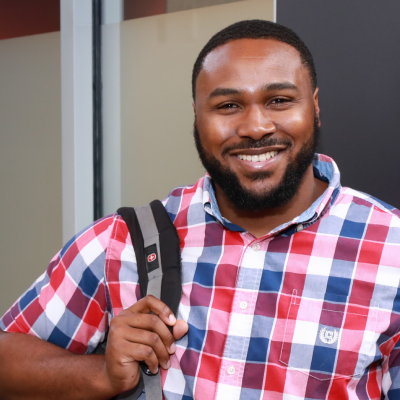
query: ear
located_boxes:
[313,87,321,126]
[192,101,197,116]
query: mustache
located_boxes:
[221,137,293,158]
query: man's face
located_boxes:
[193,38,320,211]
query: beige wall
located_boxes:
[0,32,62,315]
[120,0,274,207]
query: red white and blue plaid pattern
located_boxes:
[2,154,400,400]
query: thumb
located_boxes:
[173,320,189,340]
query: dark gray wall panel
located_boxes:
[277,0,400,208]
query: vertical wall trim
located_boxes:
[273,0,277,22]
[61,0,94,243]
[102,0,124,24]
[102,0,123,216]
[93,0,103,220]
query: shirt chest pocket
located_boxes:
[279,290,378,380]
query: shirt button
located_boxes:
[297,224,304,232]
[240,301,248,310]
[227,366,236,375]
[251,243,260,251]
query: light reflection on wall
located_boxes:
[123,0,246,20]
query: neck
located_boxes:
[214,165,328,238]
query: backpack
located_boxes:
[94,200,182,400]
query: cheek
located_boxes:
[198,115,234,150]
[278,110,314,143]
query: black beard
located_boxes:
[194,114,320,212]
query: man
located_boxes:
[0,19,399,400]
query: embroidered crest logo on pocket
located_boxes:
[279,290,378,380]
[319,327,339,345]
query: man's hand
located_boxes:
[102,295,189,394]
[0,296,188,400]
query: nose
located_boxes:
[237,105,276,140]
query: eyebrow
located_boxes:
[207,81,299,99]
[262,82,300,92]
[207,87,241,99]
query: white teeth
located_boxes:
[237,151,280,162]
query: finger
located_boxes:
[111,339,160,375]
[120,296,176,327]
[133,344,160,374]
[173,320,189,341]
[122,327,171,370]
[113,313,176,354]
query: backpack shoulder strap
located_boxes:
[113,200,182,400]
[117,200,182,318]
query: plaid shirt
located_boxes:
[2,154,400,400]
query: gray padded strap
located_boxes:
[142,371,162,400]
[134,205,159,242]
[133,205,163,400]
[135,205,163,299]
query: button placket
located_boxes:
[237,241,265,316]
[220,359,243,386]
[220,240,265,387]
[227,366,236,375]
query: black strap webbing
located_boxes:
[117,206,148,299]
[95,200,182,400]
[118,200,182,319]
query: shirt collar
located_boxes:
[202,153,341,234]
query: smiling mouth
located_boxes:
[236,150,280,162]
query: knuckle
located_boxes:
[109,323,122,337]
[109,316,123,329]
[143,345,154,358]
[149,314,160,326]
[148,332,159,346]
[162,305,171,316]
[145,295,155,303]
[109,318,117,328]
[165,332,173,343]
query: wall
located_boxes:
[120,0,274,207]
[277,0,400,208]
[0,0,60,40]
[122,0,247,20]
[0,32,62,315]
[166,0,244,13]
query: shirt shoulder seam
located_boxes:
[341,187,400,219]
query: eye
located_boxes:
[270,97,290,105]
[219,102,239,109]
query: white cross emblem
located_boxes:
[147,253,156,262]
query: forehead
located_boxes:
[197,38,310,95]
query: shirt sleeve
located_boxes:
[0,214,117,354]
[383,333,400,399]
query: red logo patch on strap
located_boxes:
[147,253,156,263]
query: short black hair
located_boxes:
[191,19,317,100]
